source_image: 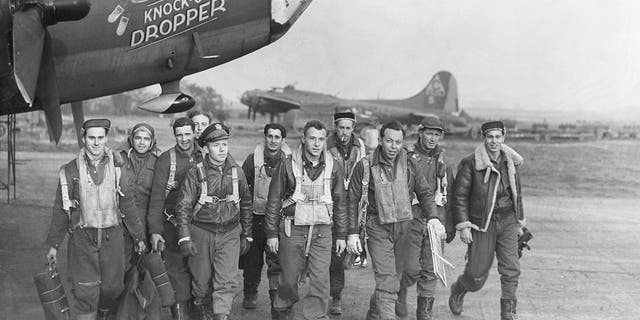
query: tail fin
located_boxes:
[408,71,459,113]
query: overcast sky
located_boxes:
[187,0,640,122]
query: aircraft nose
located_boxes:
[270,0,313,42]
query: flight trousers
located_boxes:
[68,226,124,315]
[189,223,241,315]
[399,217,438,297]
[329,234,346,298]
[366,215,413,319]
[239,215,281,294]
[162,221,192,303]
[455,212,520,299]
[275,223,332,320]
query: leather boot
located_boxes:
[97,309,114,320]
[76,312,97,320]
[192,299,213,320]
[416,296,434,320]
[448,280,467,315]
[242,292,258,309]
[329,295,343,315]
[365,294,379,320]
[275,306,293,320]
[269,289,278,319]
[212,314,229,320]
[395,287,408,317]
[171,302,190,320]
[500,299,519,320]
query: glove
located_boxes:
[240,236,252,256]
[445,231,456,244]
[179,240,198,257]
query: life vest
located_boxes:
[369,149,412,224]
[253,143,292,215]
[59,148,122,229]
[328,137,366,190]
[287,145,334,226]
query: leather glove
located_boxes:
[240,236,252,256]
[179,240,198,257]
[446,231,456,244]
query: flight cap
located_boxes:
[198,122,230,147]
[419,115,444,132]
[82,119,111,133]
[481,121,505,135]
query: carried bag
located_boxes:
[33,262,70,320]
[144,251,176,307]
[116,253,162,320]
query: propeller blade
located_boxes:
[12,8,45,106]
[71,101,85,148]
[36,31,62,143]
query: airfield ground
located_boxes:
[1,115,639,319]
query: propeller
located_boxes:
[11,0,91,143]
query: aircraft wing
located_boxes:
[257,93,302,112]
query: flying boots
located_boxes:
[448,280,468,315]
[500,299,519,320]
[416,296,434,320]
[171,302,190,320]
[192,299,213,320]
[366,294,379,320]
[242,292,258,309]
[329,294,343,315]
[268,289,279,319]
[395,286,408,317]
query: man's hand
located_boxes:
[266,238,278,254]
[460,228,473,244]
[179,240,198,257]
[346,234,362,255]
[135,240,147,254]
[150,233,165,252]
[240,236,253,256]
[335,239,346,256]
[46,247,57,265]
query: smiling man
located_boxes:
[265,120,347,320]
[240,123,291,318]
[346,120,441,320]
[119,123,158,273]
[147,117,203,320]
[449,121,525,320]
[46,119,146,320]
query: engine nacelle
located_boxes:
[138,92,195,114]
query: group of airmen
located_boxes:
[44,108,526,320]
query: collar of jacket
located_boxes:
[474,143,523,203]
[371,145,406,167]
[173,144,197,158]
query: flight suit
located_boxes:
[326,133,366,303]
[265,147,347,320]
[148,145,202,306]
[175,154,253,317]
[347,147,437,320]
[240,145,290,311]
[119,148,156,272]
[46,149,145,317]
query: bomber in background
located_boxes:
[0,0,312,144]
[240,71,478,136]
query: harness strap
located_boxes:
[166,148,177,196]
[59,166,74,214]
[193,166,240,213]
[361,157,370,207]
